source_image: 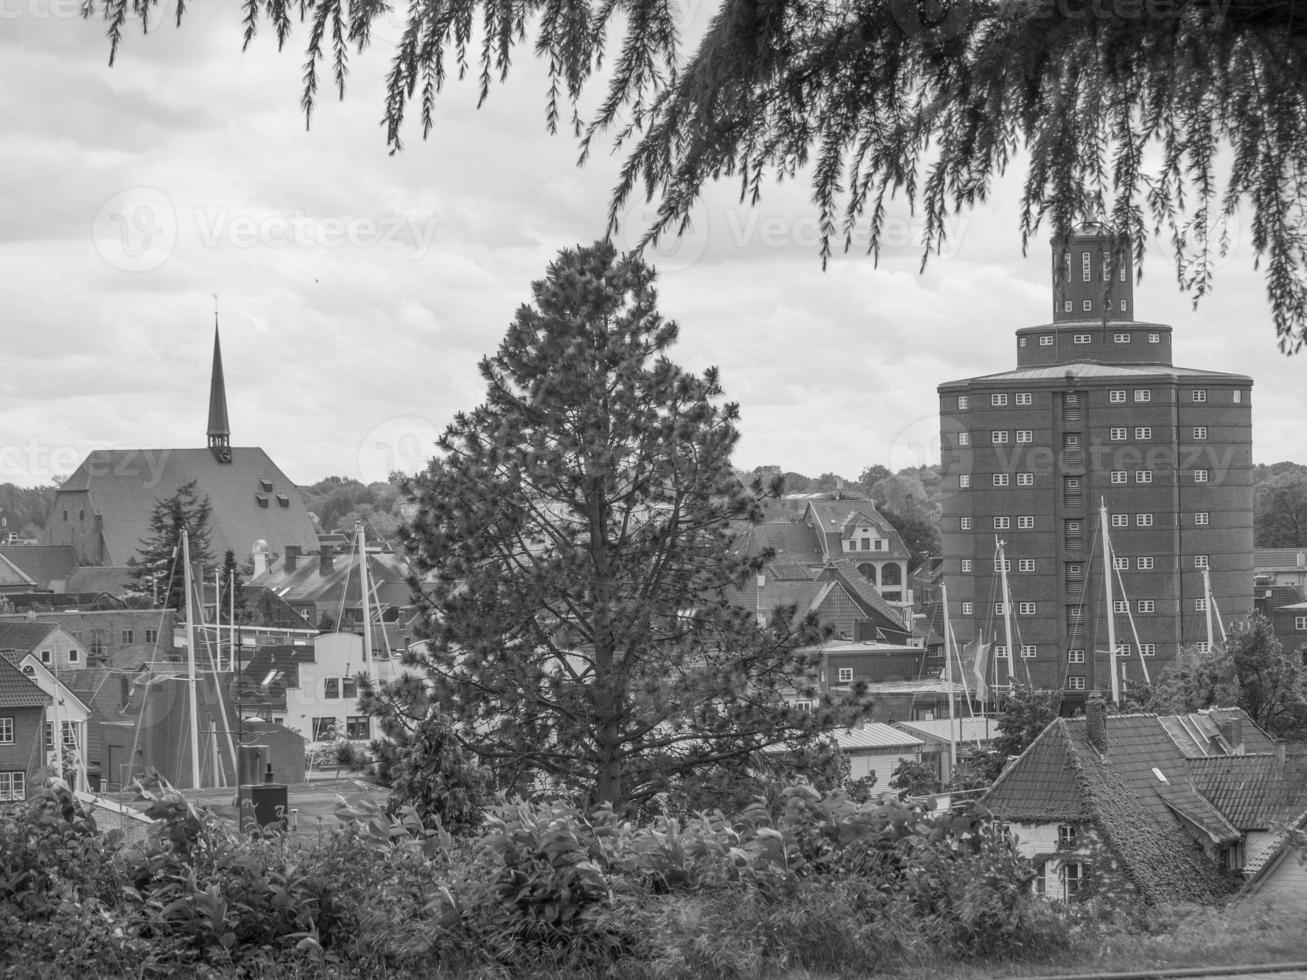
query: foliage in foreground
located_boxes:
[0,778,1060,978]
[86,0,1307,350]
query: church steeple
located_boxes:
[207,309,232,462]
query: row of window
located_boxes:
[988,558,1039,572]
[322,677,360,700]
[959,551,1210,570]
[1066,250,1129,283]
[983,643,1159,660]
[962,598,1213,618]
[310,716,371,741]
[43,721,78,750]
[993,602,1039,616]
[1109,513,1155,527]
[956,388,1242,410]
[1031,332,1156,348]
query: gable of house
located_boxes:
[0,546,78,591]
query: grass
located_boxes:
[891,895,1307,980]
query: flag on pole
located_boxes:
[965,636,991,703]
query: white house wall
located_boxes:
[1254,846,1307,906]
[847,748,920,788]
[285,633,403,743]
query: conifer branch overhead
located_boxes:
[85,0,1307,348]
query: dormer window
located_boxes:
[259,479,274,492]
[255,494,269,508]
[276,493,290,508]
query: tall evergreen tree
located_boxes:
[129,480,214,611]
[392,241,866,809]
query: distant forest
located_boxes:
[11,460,1305,553]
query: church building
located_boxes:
[42,328,320,569]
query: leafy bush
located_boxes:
[0,776,1055,978]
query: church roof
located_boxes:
[50,447,320,567]
[207,325,230,445]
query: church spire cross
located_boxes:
[207,303,232,461]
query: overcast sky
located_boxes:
[3,6,1300,489]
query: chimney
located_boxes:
[1221,715,1244,755]
[252,541,269,579]
[319,545,335,577]
[284,545,300,573]
[1276,741,1286,764]
[1085,695,1108,753]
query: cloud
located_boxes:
[0,5,1295,489]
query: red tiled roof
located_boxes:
[1188,750,1307,830]
[0,654,51,707]
[982,719,1091,822]
[730,523,826,566]
[982,712,1236,904]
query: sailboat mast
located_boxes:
[998,537,1017,687]
[182,530,203,789]
[941,582,958,776]
[358,523,374,680]
[214,567,222,671]
[1099,500,1120,706]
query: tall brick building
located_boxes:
[938,228,1254,706]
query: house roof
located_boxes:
[0,553,35,589]
[829,724,925,752]
[819,560,909,632]
[939,361,1253,389]
[251,551,412,610]
[0,652,91,717]
[730,522,826,566]
[1254,548,1307,571]
[893,717,1000,746]
[803,500,909,561]
[0,654,51,707]
[47,447,320,567]
[982,711,1242,904]
[1187,750,1307,830]
[0,620,64,653]
[0,546,78,590]
[65,566,136,596]
[1157,707,1276,758]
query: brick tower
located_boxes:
[937,227,1253,707]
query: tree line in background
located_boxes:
[7,459,1306,558]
